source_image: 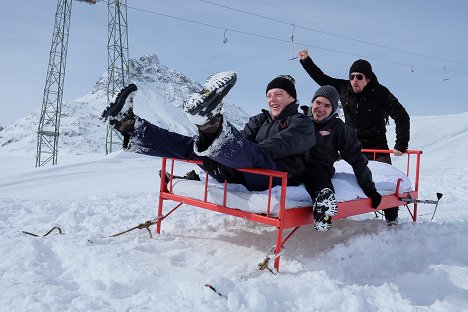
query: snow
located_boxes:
[1,112,468,311]
[169,160,413,215]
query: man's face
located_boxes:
[349,72,369,93]
[311,96,333,121]
[267,88,294,118]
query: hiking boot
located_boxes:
[158,170,201,184]
[384,207,399,226]
[313,188,338,232]
[387,218,399,226]
[101,83,138,121]
[184,170,201,181]
[184,71,237,126]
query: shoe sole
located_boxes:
[101,83,138,120]
[184,72,237,117]
[313,188,338,232]
[314,219,331,232]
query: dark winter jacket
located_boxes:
[301,106,377,195]
[242,102,315,182]
[300,56,410,152]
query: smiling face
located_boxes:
[266,88,294,118]
[311,96,333,121]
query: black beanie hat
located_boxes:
[349,59,373,79]
[266,75,297,99]
[312,85,340,113]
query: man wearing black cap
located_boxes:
[298,49,410,225]
[101,72,315,192]
[300,85,382,231]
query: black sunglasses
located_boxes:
[349,74,364,81]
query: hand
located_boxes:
[299,49,309,60]
[393,149,404,156]
[366,191,382,209]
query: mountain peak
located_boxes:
[0,54,249,155]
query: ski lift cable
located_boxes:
[198,0,468,66]
[198,38,226,83]
[126,5,468,74]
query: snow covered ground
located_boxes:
[1,113,468,311]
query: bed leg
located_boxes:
[156,197,164,234]
[413,202,418,222]
[274,227,284,271]
[156,158,168,235]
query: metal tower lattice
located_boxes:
[35,0,96,167]
[105,0,130,154]
[35,0,72,167]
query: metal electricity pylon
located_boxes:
[35,0,96,167]
[105,0,130,154]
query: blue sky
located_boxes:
[0,0,467,126]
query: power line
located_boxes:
[126,5,468,74]
[199,0,468,66]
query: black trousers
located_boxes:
[364,153,399,221]
[302,163,334,201]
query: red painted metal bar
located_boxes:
[157,157,168,234]
[169,160,175,192]
[160,192,282,226]
[274,170,289,270]
[413,152,422,221]
[405,204,415,221]
[266,176,273,217]
[155,149,422,271]
[281,226,301,247]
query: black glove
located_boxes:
[365,190,382,209]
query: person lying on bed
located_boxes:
[100,72,315,192]
[300,85,382,232]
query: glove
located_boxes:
[366,190,382,209]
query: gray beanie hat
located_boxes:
[312,85,340,113]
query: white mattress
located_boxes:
[169,160,413,215]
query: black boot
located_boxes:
[101,84,138,149]
[313,188,338,232]
[108,108,135,149]
[184,71,236,126]
[195,114,223,152]
[101,83,138,120]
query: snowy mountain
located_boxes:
[0,54,249,155]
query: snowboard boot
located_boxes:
[101,83,138,149]
[313,188,338,232]
[184,71,237,126]
[101,83,138,121]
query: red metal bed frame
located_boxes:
[155,149,422,271]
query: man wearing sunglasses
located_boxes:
[298,49,410,226]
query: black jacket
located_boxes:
[242,102,315,182]
[300,57,410,152]
[301,106,377,195]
